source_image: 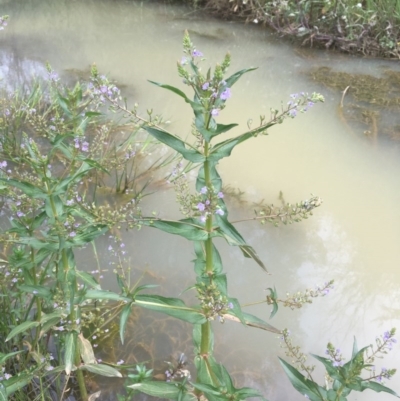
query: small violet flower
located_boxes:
[200,187,208,195]
[202,82,210,90]
[197,202,206,212]
[192,49,203,57]
[211,108,219,117]
[215,209,224,216]
[220,87,232,100]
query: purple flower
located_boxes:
[215,209,224,216]
[220,88,232,100]
[202,82,210,90]
[4,109,10,116]
[16,211,25,217]
[69,231,76,237]
[200,187,207,194]
[0,161,7,168]
[205,200,210,206]
[199,215,206,223]
[211,108,219,117]
[180,57,187,65]
[217,191,224,199]
[81,142,89,152]
[197,202,205,212]
[289,109,297,117]
[192,50,203,57]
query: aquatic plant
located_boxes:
[0,25,397,401]
[90,32,397,401]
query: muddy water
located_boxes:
[1,0,400,400]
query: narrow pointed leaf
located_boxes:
[225,67,257,88]
[148,81,203,111]
[142,218,208,241]
[279,358,327,401]
[128,381,181,399]
[215,215,267,272]
[209,132,255,162]
[143,126,204,163]
[360,380,399,397]
[73,270,100,289]
[6,321,40,342]
[78,333,97,364]
[84,289,129,302]
[135,294,206,324]
[79,363,122,378]
[18,284,51,299]
[64,332,75,375]
[119,302,133,344]
[241,312,281,333]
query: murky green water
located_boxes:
[1,0,400,400]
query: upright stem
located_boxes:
[200,142,213,356]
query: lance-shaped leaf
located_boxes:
[225,67,258,88]
[197,123,238,143]
[64,332,76,375]
[148,81,203,111]
[142,218,209,241]
[0,178,47,199]
[143,126,204,163]
[18,284,51,299]
[196,162,222,192]
[215,215,267,272]
[3,373,34,397]
[129,381,192,400]
[6,321,40,342]
[311,355,342,381]
[209,131,255,162]
[72,270,100,290]
[241,312,280,333]
[84,289,129,302]
[195,356,218,388]
[279,358,327,401]
[359,380,399,397]
[69,225,108,247]
[0,350,24,365]
[79,364,122,378]
[120,302,133,344]
[134,294,206,324]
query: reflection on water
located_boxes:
[1,0,400,399]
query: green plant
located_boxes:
[90,32,397,401]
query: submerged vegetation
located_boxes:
[191,0,400,58]
[0,15,398,401]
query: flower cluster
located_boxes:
[278,280,334,310]
[279,329,315,378]
[196,282,233,323]
[196,186,225,222]
[325,342,345,367]
[0,15,8,31]
[89,67,121,107]
[74,137,89,152]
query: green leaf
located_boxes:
[57,95,72,118]
[142,218,208,241]
[0,350,24,365]
[18,284,51,299]
[79,363,122,378]
[266,287,278,319]
[64,332,76,375]
[196,161,222,192]
[73,270,100,290]
[78,333,97,364]
[235,387,265,400]
[0,178,46,198]
[3,373,33,397]
[225,67,257,89]
[40,310,64,324]
[215,215,267,272]
[351,336,359,359]
[143,126,204,163]
[279,358,327,401]
[128,381,181,399]
[360,380,399,397]
[227,298,245,325]
[191,382,221,397]
[0,384,6,401]
[84,289,129,302]
[70,225,109,247]
[209,131,255,162]
[119,302,133,344]
[148,81,203,111]
[6,320,40,342]
[311,355,342,381]
[241,312,281,333]
[135,294,206,324]
[44,195,64,220]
